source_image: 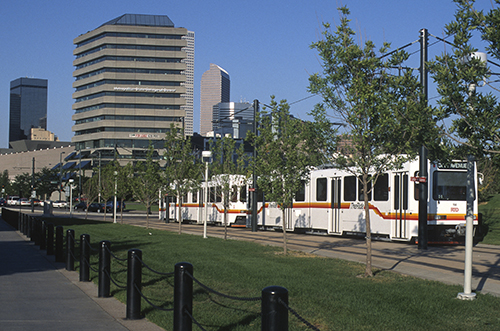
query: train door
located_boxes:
[393,172,409,239]
[284,208,294,231]
[329,177,342,234]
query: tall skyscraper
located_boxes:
[199,64,230,136]
[182,31,195,136]
[9,77,48,143]
[72,14,189,154]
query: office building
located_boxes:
[182,31,195,136]
[212,102,253,139]
[72,14,189,155]
[9,77,48,143]
[199,64,230,136]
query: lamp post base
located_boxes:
[457,292,476,301]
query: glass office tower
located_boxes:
[9,78,48,143]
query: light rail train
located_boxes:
[159,159,479,243]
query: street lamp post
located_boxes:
[202,151,212,239]
[59,151,65,201]
[69,179,74,218]
[113,171,118,224]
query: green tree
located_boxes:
[34,167,59,200]
[164,125,202,234]
[209,136,248,240]
[0,170,10,197]
[251,96,319,254]
[117,163,134,223]
[309,7,437,276]
[11,173,31,198]
[81,175,100,219]
[99,162,119,222]
[131,145,163,229]
[429,1,500,160]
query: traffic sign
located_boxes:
[410,176,427,183]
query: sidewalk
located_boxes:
[0,218,164,331]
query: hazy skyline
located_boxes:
[0,0,494,148]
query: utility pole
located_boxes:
[31,157,35,213]
[418,28,429,250]
[251,99,259,232]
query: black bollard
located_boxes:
[20,214,25,235]
[126,249,143,320]
[173,262,193,331]
[30,217,36,242]
[27,216,32,239]
[33,218,41,246]
[98,241,111,298]
[261,286,288,331]
[66,229,75,271]
[23,214,28,236]
[46,223,54,255]
[80,234,91,282]
[55,226,64,262]
[40,221,47,250]
[17,212,21,232]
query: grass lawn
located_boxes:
[42,216,500,331]
[479,194,500,245]
[123,201,158,213]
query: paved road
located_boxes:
[0,217,164,331]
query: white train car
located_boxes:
[254,159,479,243]
[159,175,249,227]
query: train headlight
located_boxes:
[434,215,447,220]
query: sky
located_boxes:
[0,0,495,148]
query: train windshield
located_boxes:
[432,171,470,201]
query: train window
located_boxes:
[344,176,356,201]
[198,190,203,205]
[192,190,197,203]
[316,178,327,201]
[295,180,306,202]
[240,186,247,202]
[216,186,222,202]
[182,192,188,203]
[433,171,469,201]
[358,177,372,201]
[257,188,265,202]
[209,187,216,203]
[373,174,389,201]
[231,186,238,202]
[394,174,409,209]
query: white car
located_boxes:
[7,196,20,206]
[19,198,30,206]
[52,200,68,208]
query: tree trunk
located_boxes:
[224,196,228,240]
[146,201,150,229]
[363,173,373,277]
[178,193,182,235]
[120,198,124,224]
[282,208,288,255]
